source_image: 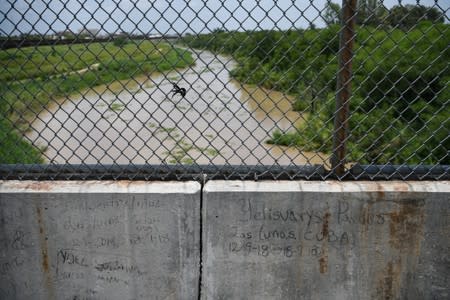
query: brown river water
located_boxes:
[27,49,328,166]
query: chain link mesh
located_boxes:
[0,0,448,180]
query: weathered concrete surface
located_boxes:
[203,181,450,300]
[0,181,200,300]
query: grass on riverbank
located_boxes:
[0,40,194,163]
[0,119,45,163]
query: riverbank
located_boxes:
[0,40,194,163]
[181,24,449,165]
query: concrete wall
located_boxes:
[203,181,449,300]
[1,180,449,300]
[0,181,200,300]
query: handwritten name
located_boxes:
[239,199,385,226]
[95,260,147,276]
[57,249,89,267]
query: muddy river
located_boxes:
[27,49,328,165]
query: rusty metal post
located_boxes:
[331,0,357,177]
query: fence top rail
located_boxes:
[0,164,448,181]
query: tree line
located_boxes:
[324,1,444,29]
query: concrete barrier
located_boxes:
[0,181,200,300]
[1,180,449,299]
[203,181,449,300]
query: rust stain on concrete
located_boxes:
[319,211,331,274]
[322,211,330,238]
[388,199,425,252]
[36,206,49,272]
[358,203,370,260]
[36,205,55,299]
[393,183,410,192]
[375,182,385,200]
[11,181,54,192]
[376,261,402,300]
[113,180,133,188]
[374,199,426,299]
[319,255,328,274]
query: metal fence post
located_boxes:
[332,0,357,177]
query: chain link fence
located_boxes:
[0,0,448,180]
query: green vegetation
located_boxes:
[0,119,44,163]
[96,99,126,113]
[156,127,220,164]
[109,101,125,112]
[356,1,444,29]
[0,40,194,163]
[322,1,445,28]
[112,37,130,47]
[182,21,449,164]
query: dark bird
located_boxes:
[171,82,186,98]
